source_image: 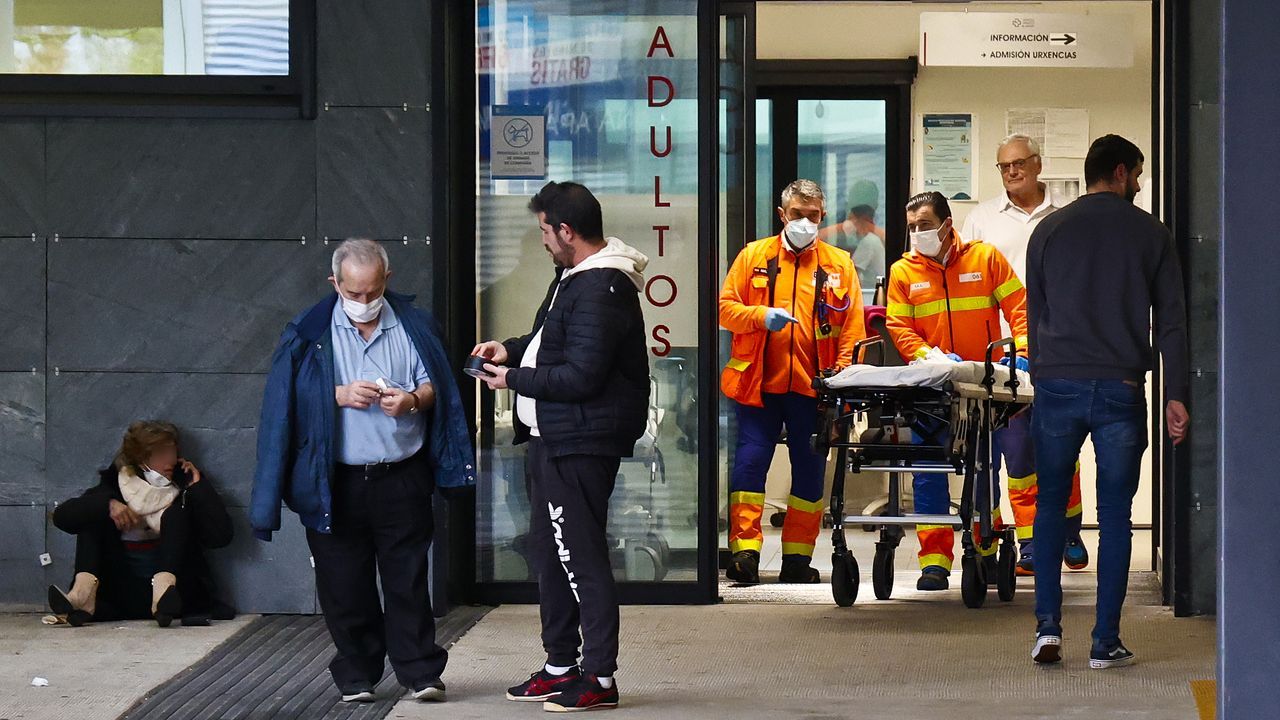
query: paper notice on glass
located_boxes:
[490,105,547,180]
[1006,108,1047,151]
[1045,108,1089,157]
[921,113,975,201]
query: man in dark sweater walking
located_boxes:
[473,181,650,712]
[1025,135,1190,669]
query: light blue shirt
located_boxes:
[331,300,430,464]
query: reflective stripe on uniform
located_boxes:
[729,537,764,553]
[786,495,825,514]
[780,541,816,557]
[1016,525,1035,540]
[726,357,751,372]
[887,302,915,317]
[918,553,953,572]
[1008,473,1038,491]
[897,295,996,319]
[730,490,766,506]
[916,523,953,532]
[993,277,1024,301]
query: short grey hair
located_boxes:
[780,178,825,209]
[331,238,389,283]
[998,133,1042,157]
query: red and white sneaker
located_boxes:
[543,674,618,712]
[506,666,581,702]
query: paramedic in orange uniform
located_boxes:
[719,179,865,584]
[886,191,1025,591]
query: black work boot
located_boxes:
[726,550,760,584]
[778,556,821,584]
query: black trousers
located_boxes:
[525,438,621,676]
[72,501,193,621]
[306,455,447,692]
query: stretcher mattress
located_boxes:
[822,362,1034,403]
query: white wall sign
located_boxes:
[920,12,1134,69]
[490,106,547,181]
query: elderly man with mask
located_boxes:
[719,178,865,586]
[962,134,1088,577]
[885,191,1026,591]
[251,239,474,704]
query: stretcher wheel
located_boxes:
[769,511,786,528]
[961,554,987,609]
[872,544,895,600]
[996,542,1017,602]
[831,553,860,607]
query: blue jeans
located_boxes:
[1031,379,1148,649]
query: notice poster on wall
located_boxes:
[490,105,547,180]
[921,113,975,201]
[1006,107,1090,157]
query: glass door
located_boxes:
[473,0,711,603]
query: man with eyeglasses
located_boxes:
[962,134,1087,578]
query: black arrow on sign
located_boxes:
[1050,33,1077,45]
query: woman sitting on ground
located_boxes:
[48,420,236,627]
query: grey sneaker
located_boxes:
[412,679,447,702]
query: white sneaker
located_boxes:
[1032,634,1062,664]
[341,690,375,703]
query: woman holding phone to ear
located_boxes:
[48,420,235,627]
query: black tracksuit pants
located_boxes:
[306,455,447,692]
[525,438,621,676]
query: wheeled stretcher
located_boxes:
[811,338,1034,609]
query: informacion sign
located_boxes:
[921,113,974,201]
[490,105,547,180]
[919,12,1133,68]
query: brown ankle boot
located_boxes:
[48,572,98,627]
[151,572,181,627]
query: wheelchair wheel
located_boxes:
[832,553,860,607]
[769,511,786,528]
[996,541,1017,602]
[961,554,987,609]
[872,544,895,600]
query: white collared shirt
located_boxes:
[961,189,1061,283]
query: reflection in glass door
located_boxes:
[473,1,706,601]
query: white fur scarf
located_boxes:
[117,468,180,536]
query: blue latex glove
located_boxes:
[763,308,799,332]
[1000,355,1030,372]
[944,352,962,363]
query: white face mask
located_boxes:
[784,218,819,251]
[910,224,946,258]
[339,292,384,324]
[140,465,172,488]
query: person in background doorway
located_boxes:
[1026,134,1189,669]
[720,178,865,586]
[885,191,1025,591]
[963,133,1088,577]
[49,421,234,628]
[251,239,474,704]
[473,181,649,712]
[822,179,887,295]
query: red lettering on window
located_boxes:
[647,76,675,107]
[645,275,677,307]
[653,225,670,256]
[654,176,671,208]
[650,125,672,158]
[648,26,675,58]
[650,325,673,357]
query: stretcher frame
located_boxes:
[811,338,1032,609]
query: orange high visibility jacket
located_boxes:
[885,235,1028,363]
[720,235,866,407]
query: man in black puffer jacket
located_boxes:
[473,181,648,712]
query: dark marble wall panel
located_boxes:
[0,237,46,371]
[45,372,265,508]
[0,121,46,236]
[317,0,430,106]
[207,509,318,614]
[317,108,430,241]
[46,119,316,240]
[48,238,435,373]
[0,372,45,505]
[0,505,49,609]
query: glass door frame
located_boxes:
[436,0,723,606]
